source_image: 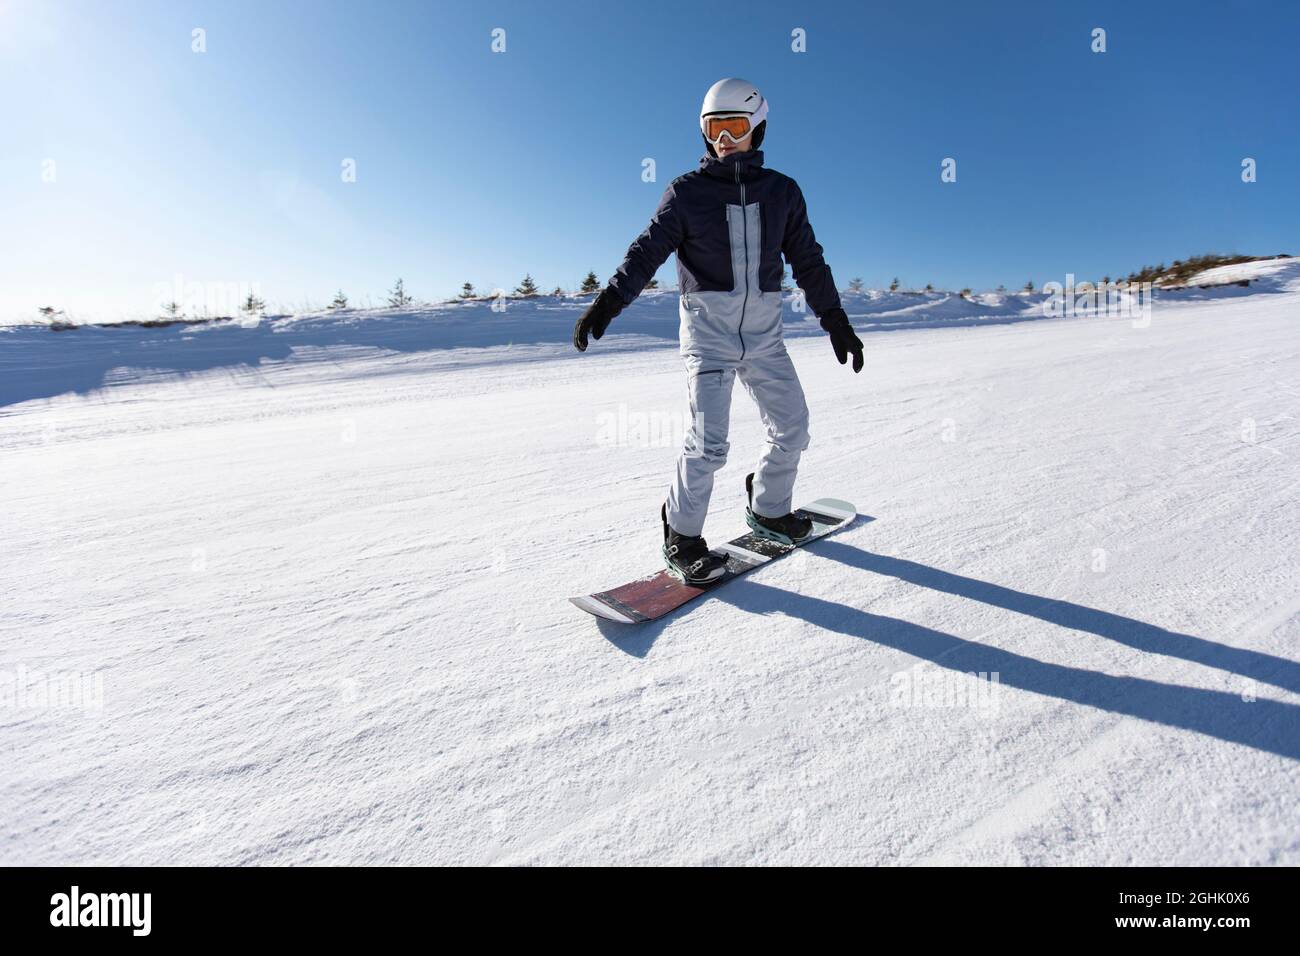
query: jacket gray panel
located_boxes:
[677,199,783,362]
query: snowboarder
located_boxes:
[573,78,863,586]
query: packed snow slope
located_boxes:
[2,260,1298,865]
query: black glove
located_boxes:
[573,287,624,352]
[819,308,864,373]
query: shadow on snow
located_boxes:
[599,530,1300,762]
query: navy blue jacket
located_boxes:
[606,150,842,319]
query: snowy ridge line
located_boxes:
[6,259,1300,410]
[7,255,1295,333]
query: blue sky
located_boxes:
[2,0,1297,318]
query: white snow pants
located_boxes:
[664,346,811,538]
[663,198,811,537]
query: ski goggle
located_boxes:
[701,99,768,145]
[703,114,754,144]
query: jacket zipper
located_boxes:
[736,163,748,360]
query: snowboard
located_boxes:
[570,497,857,624]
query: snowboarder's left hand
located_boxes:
[819,308,864,373]
[573,288,622,352]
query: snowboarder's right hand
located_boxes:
[819,308,864,373]
[573,287,622,352]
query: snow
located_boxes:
[2,263,1298,865]
[1167,255,1300,290]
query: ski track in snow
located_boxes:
[2,264,1299,865]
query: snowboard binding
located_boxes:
[744,473,814,545]
[661,504,728,586]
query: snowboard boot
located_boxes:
[661,504,727,586]
[745,473,813,545]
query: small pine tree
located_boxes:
[242,292,265,313]
[515,273,539,297]
[889,277,900,292]
[388,278,412,307]
[551,286,563,296]
[1023,279,1035,292]
[459,282,476,299]
[580,271,600,294]
[781,268,792,292]
[849,277,864,292]
[330,289,348,310]
[924,282,934,292]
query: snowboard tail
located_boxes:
[570,497,856,624]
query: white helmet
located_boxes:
[699,78,768,154]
